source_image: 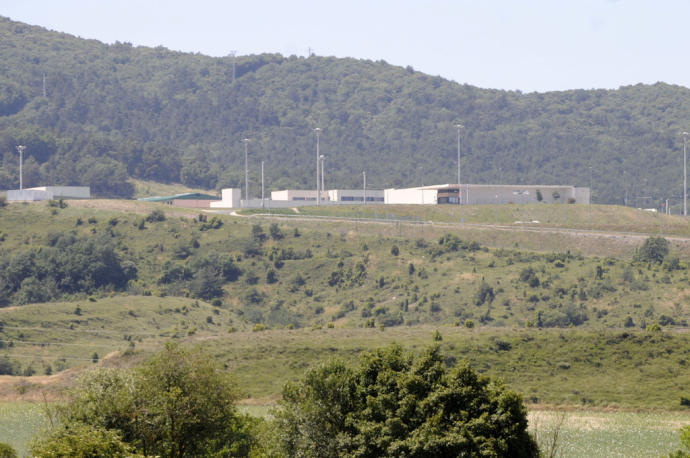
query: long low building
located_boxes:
[384,184,589,205]
[272,189,384,203]
[7,186,90,201]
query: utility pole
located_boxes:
[683,132,690,216]
[455,123,464,204]
[314,128,321,206]
[243,138,250,202]
[16,145,25,190]
[363,171,366,205]
[261,160,265,209]
[42,73,47,97]
[320,155,325,200]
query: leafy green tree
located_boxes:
[30,423,136,458]
[272,345,538,457]
[39,343,257,457]
[0,442,17,458]
[634,236,670,264]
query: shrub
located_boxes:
[146,209,166,222]
[474,281,495,306]
[269,223,283,240]
[391,245,399,256]
[634,236,669,264]
[464,319,475,328]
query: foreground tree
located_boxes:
[272,345,539,457]
[31,343,258,457]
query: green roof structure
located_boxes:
[138,193,220,202]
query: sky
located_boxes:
[3,0,690,93]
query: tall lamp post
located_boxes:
[314,128,321,206]
[362,171,366,205]
[683,132,690,216]
[243,138,250,202]
[16,145,25,190]
[455,124,464,204]
[320,155,326,201]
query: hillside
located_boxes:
[1,17,690,206]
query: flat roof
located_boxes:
[138,193,219,202]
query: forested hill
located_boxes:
[1,16,689,205]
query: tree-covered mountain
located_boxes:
[1,16,689,205]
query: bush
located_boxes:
[634,236,669,264]
[0,442,17,458]
[30,423,134,458]
[145,209,166,222]
[474,281,495,306]
[391,245,399,256]
[272,345,539,457]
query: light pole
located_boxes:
[455,123,464,204]
[243,138,250,202]
[261,160,265,209]
[320,154,325,200]
[362,171,366,205]
[314,128,321,206]
[683,132,689,216]
[16,145,25,190]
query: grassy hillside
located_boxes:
[1,201,690,334]
[0,201,688,410]
[2,16,690,205]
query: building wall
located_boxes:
[210,188,241,208]
[7,186,91,201]
[171,199,213,208]
[271,190,328,201]
[383,184,590,205]
[385,188,438,204]
[28,186,90,199]
[328,189,384,202]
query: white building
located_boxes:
[271,189,384,203]
[7,186,90,202]
[384,184,589,205]
[210,188,242,208]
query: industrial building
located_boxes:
[6,186,90,201]
[384,184,589,205]
[271,189,384,203]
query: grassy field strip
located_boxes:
[529,410,690,457]
[0,402,48,457]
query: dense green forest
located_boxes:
[1,16,689,205]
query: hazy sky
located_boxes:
[3,0,690,93]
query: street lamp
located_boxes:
[362,171,366,205]
[320,154,325,201]
[16,145,25,190]
[243,138,250,202]
[683,132,690,216]
[314,128,321,206]
[455,123,464,204]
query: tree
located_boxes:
[272,345,539,457]
[30,423,136,458]
[634,236,670,264]
[0,443,17,458]
[36,343,257,457]
[536,189,543,202]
